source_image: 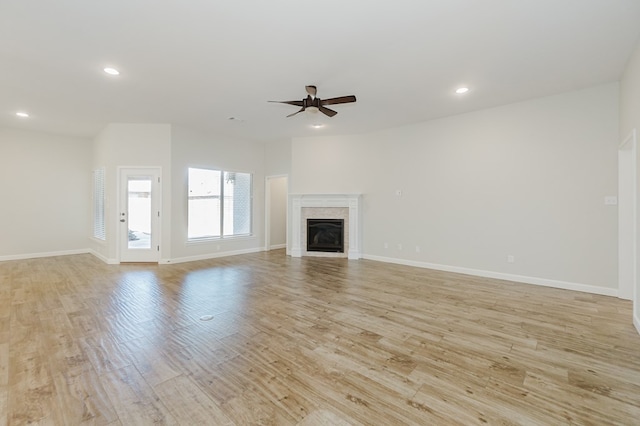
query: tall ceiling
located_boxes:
[2,0,640,143]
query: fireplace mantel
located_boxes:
[289,194,362,259]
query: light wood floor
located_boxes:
[1,250,640,425]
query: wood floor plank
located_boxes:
[78,332,133,376]
[153,375,234,425]
[0,386,7,426]
[100,365,177,425]
[0,342,8,387]
[8,347,66,425]
[0,341,6,426]
[521,372,640,424]
[221,389,292,425]
[1,251,640,425]
[121,336,181,387]
[296,408,355,426]
[51,367,118,425]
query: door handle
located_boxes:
[120,219,125,222]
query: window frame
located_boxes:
[187,167,253,242]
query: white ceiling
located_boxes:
[2,0,640,143]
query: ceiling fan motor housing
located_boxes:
[304,96,322,109]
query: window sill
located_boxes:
[186,234,255,246]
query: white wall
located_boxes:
[169,126,265,262]
[292,83,619,293]
[91,123,172,262]
[0,127,91,259]
[265,139,292,177]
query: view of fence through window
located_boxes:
[188,167,252,239]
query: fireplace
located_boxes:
[289,194,362,259]
[307,219,344,253]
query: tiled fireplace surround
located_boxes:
[290,194,362,259]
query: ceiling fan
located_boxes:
[269,85,356,118]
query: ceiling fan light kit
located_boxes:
[269,85,356,118]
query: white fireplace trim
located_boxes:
[290,194,362,259]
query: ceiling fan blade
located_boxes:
[319,106,338,117]
[287,108,305,118]
[268,100,304,107]
[305,85,317,98]
[321,95,357,106]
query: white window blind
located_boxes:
[93,167,106,240]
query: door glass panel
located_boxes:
[128,178,152,249]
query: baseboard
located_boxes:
[161,247,264,264]
[0,249,90,262]
[634,312,640,336]
[268,244,286,250]
[362,254,619,297]
[89,250,119,265]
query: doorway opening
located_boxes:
[265,175,288,252]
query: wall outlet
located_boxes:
[415,246,421,253]
[395,189,403,197]
[397,243,402,250]
[604,196,618,206]
[507,255,515,263]
[384,242,388,249]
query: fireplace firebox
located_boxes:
[306,219,344,253]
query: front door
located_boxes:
[119,167,161,262]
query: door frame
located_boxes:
[618,129,639,334]
[117,166,162,263]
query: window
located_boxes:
[92,167,106,240]
[188,167,252,240]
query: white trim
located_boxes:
[160,247,263,264]
[117,166,162,263]
[635,312,640,335]
[269,244,286,250]
[186,235,256,245]
[0,249,90,262]
[619,128,637,150]
[362,254,619,297]
[619,129,637,300]
[90,250,119,264]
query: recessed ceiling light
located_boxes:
[456,87,469,94]
[311,124,324,129]
[103,67,120,76]
[16,112,29,118]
